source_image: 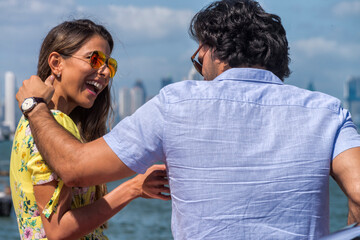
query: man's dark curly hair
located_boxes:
[189,0,291,80]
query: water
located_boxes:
[0,140,349,239]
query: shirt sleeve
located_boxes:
[28,111,82,185]
[103,93,166,173]
[332,108,360,159]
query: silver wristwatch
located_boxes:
[21,97,46,117]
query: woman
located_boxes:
[9,19,170,240]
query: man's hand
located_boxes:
[16,75,55,108]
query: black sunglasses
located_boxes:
[190,45,203,76]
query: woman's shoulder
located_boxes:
[51,110,81,140]
[13,115,31,143]
[51,110,73,123]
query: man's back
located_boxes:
[164,68,346,239]
[105,68,359,239]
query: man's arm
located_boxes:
[16,76,135,187]
[331,147,360,224]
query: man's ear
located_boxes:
[210,49,231,73]
[210,48,223,65]
[48,52,63,77]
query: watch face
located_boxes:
[22,98,35,112]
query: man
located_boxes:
[16,0,360,239]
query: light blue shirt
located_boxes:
[104,68,360,239]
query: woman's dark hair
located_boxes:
[38,19,114,141]
[37,19,113,228]
[189,0,291,80]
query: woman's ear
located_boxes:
[48,52,63,78]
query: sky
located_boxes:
[0,0,359,104]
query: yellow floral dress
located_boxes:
[10,110,108,240]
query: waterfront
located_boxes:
[0,140,348,239]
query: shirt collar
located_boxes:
[213,68,284,85]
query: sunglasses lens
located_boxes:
[108,58,118,78]
[90,51,106,69]
[191,45,203,76]
[89,51,117,78]
[193,61,203,76]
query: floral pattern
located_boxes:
[10,111,108,240]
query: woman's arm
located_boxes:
[34,165,170,240]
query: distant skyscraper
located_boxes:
[0,100,3,122]
[0,101,4,140]
[344,76,360,127]
[130,80,146,114]
[187,66,203,80]
[161,77,173,89]
[134,79,146,101]
[118,87,131,120]
[307,81,315,91]
[3,71,16,133]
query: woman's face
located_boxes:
[54,35,112,113]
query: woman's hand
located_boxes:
[133,164,171,201]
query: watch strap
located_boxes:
[22,97,46,118]
[33,97,46,104]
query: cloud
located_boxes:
[0,1,195,42]
[0,0,75,16]
[0,0,79,32]
[0,0,195,53]
[333,1,360,16]
[292,37,360,59]
[105,5,194,40]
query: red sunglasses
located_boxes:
[65,51,117,78]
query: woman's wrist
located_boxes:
[121,177,142,200]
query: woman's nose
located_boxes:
[98,64,111,79]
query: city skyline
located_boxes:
[0,0,359,104]
[0,71,184,139]
[1,70,360,140]
[3,72,16,133]
[0,71,17,140]
[344,77,360,127]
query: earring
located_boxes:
[57,73,61,78]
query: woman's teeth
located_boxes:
[86,81,103,93]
